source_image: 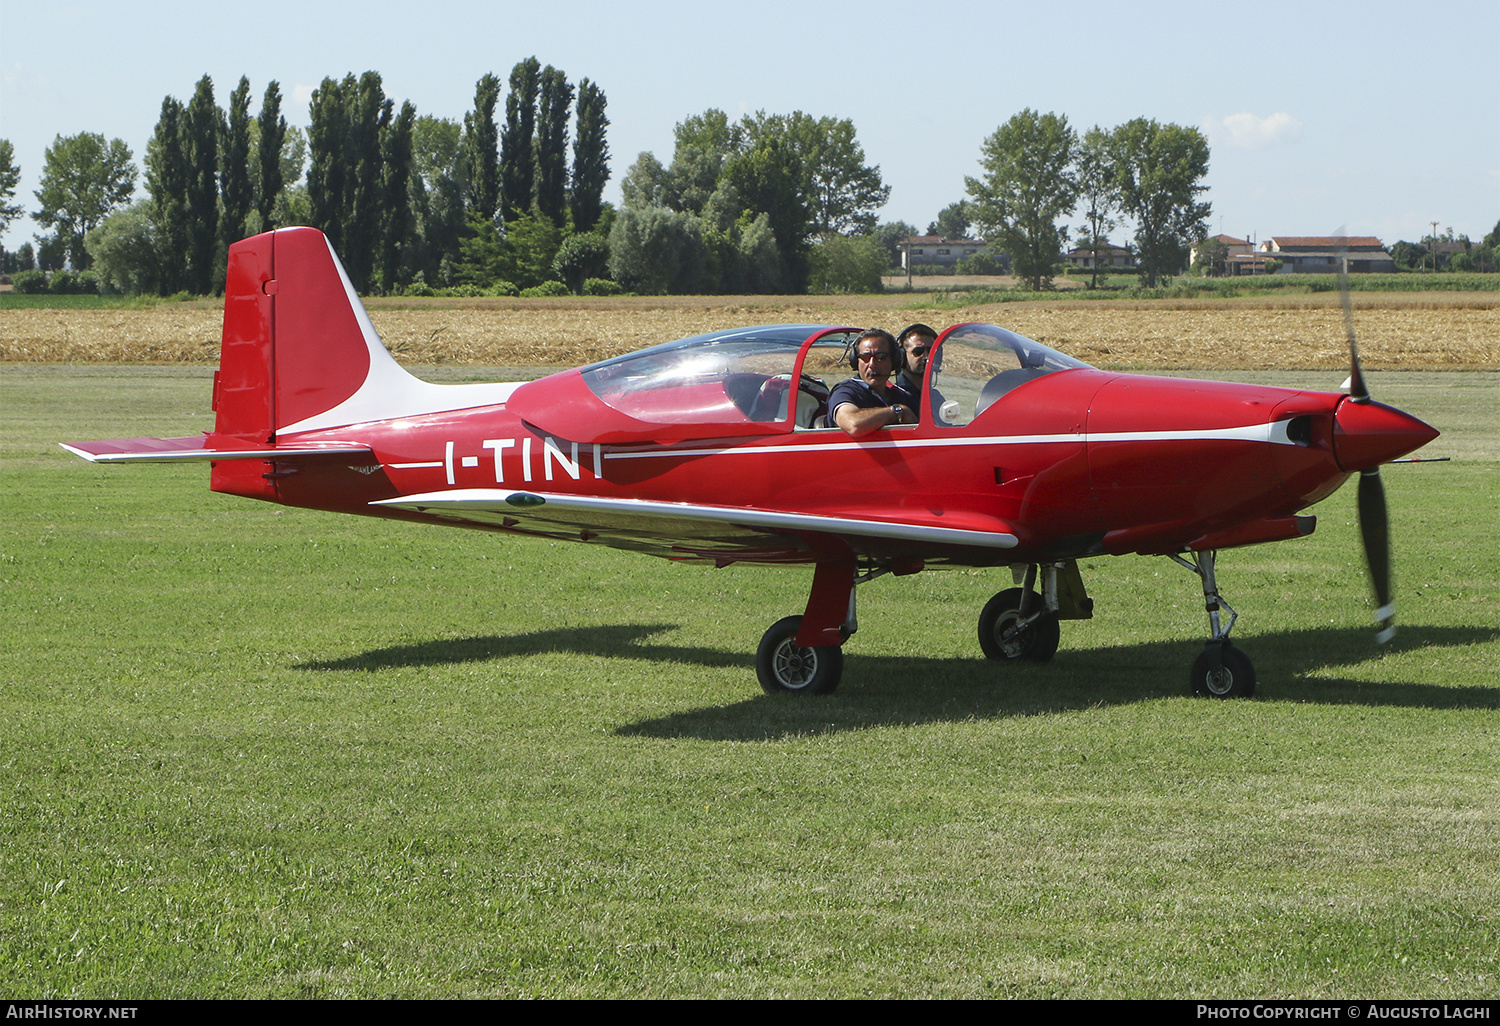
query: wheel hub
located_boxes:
[1203,667,1235,696]
[773,641,818,688]
[994,614,1029,659]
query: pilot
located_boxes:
[895,322,938,413]
[829,328,917,438]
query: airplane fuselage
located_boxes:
[215,366,1377,569]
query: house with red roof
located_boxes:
[1257,236,1394,273]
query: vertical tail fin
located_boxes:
[213,227,516,444]
[214,226,415,443]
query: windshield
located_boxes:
[929,323,1093,427]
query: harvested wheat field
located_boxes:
[2,292,1495,369]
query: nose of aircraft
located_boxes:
[1332,398,1440,472]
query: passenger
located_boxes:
[895,322,938,413]
[829,328,917,437]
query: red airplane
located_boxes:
[64,227,1439,697]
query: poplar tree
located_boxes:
[500,57,540,221]
[145,98,189,292]
[342,72,392,292]
[220,77,253,248]
[379,100,415,291]
[569,79,609,233]
[462,74,501,222]
[307,75,351,253]
[256,81,287,230]
[412,115,465,283]
[307,72,409,292]
[183,75,220,293]
[536,66,573,228]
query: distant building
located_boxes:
[899,235,990,271]
[1190,234,1273,275]
[1189,234,1252,263]
[1067,241,1135,269]
[1257,236,1395,273]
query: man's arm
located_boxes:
[834,401,913,438]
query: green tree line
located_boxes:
[1,60,613,297]
[10,90,1495,298]
[1388,225,1499,273]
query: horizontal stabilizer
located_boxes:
[61,436,373,464]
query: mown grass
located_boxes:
[5,274,1495,313]
[0,294,215,312]
[1,366,1496,998]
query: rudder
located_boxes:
[213,227,386,444]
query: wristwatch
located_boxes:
[890,404,906,423]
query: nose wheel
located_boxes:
[1190,641,1256,698]
[1172,550,1257,698]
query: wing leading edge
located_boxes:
[375,489,1019,564]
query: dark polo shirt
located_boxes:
[827,377,917,424]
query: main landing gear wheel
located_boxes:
[1190,643,1256,699]
[978,588,1060,663]
[756,615,844,695]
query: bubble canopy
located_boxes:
[505,323,1094,442]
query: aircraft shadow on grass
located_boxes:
[297,622,1498,739]
[300,624,741,673]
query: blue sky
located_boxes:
[3,0,1496,251]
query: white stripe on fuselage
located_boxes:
[379,422,1296,480]
[600,420,1295,462]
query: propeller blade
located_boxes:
[1338,227,1393,643]
[1357,466,1395,643]
[1338,233,1371,404]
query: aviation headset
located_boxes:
[844,328,904,373]
[896,322,940,375]
[897,323,938,350]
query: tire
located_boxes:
[756,615,843,695]
[1190,642,1256,698]
[978,588,1060,662]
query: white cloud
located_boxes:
[1208,112,1304,149]
[291,83,316,123]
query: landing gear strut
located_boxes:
[756,560,876,695]
[1171,549,1256,698]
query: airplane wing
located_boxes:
[61,435,374,464]
[375,488,1018,565]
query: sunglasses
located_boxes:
[857,351,893,362]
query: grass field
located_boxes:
[1,356,1496,998]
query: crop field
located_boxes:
[2,291,1496,369]
[1,299,1497,998]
